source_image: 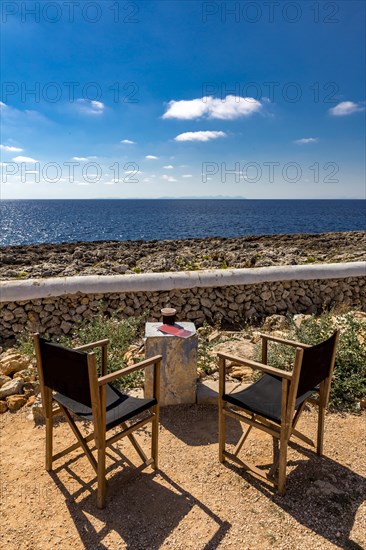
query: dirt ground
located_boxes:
[1,405,365,550]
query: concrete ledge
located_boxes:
[1,262,365,303]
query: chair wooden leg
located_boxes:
[268,436,280,479]
[97,446,106,509]
[44,388,53,471]
[317,404,325,456]
[151,408,159,469]
[45,417,53,471]
[219,404,226,463]
[277,432,288,495]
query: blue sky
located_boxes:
[1,0,365,199]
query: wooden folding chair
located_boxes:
[218,330,339,494]
[34,333,161,508]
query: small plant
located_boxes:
[132,266,142,274]
[305,256,316,263]
[176,257,199,271]
[15,271,28,278]
[197,322,216,375]
[15,335,38,357]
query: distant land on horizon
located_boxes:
[2,196,365,201]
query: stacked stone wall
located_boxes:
[1,276,365,341]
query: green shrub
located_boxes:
[197,322,216,375]
[72,310,143,390]
[255,311,366,412]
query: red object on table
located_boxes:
[158,324,193,338]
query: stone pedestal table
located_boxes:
[144,322,198,406]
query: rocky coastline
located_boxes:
[1,231,365,280]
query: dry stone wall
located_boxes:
[1,275,365,341]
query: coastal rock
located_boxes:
[0,400,8,413]
[262,314,291,332]
[0,353,30,376]
[60,321,72,334]
[0,378,23,399]
[13,369,35,383]
[22,381,40,399]
[30,395,64,423]
[228,366,253,381]
[0,374,12,388]
[0,231,365,280]
[26,395,37,407]
[6,394,27,412]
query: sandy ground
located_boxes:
[1,405,365,550]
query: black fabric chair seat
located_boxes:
[55,384,157,430]
[224,374,314,424]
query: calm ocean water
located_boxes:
[1,199,365,246]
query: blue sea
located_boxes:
[1,199,365,246]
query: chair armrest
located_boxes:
[74,339,110,351]
[260,333,311,349]
[216,351,293,380]
[98,355,162,386]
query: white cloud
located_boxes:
[163,95,262,120]
[121,139,135,144]
[174,130,227,142]
[294,137,319,145]
[163,165,174,169]
[12,156,38,163]
[75,99,105,116]
[329,101,365,116]
[145,155,159,160]
[72,156,89,161]
[0,102,48,125]
[162,175,178,182]
[0,144,23,152]
[182,174,193,178]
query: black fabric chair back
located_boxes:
[296,331,337,397]
[39,338,92,407]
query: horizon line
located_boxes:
[1,197,365,201]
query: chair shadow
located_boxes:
[160,403,242,446]
[224,440,366,550]
[49,446,230,550]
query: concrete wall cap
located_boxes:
[1,262,365,302]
